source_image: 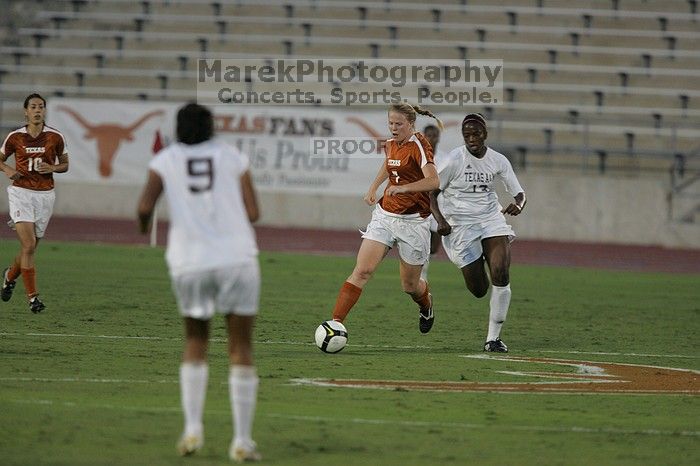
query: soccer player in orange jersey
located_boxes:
[0,94,69,313]
[330,103,442,333]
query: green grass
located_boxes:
[0,240,698,466]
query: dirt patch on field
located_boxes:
[297,356,700,395]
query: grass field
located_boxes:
[0,240,698,465]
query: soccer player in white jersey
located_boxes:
[430,113,526,352]
[137,103,262,462]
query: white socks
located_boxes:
[180,362,209,437]
[229,365,259,445]
[487,284,511,342]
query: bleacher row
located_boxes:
[0,0,698,173]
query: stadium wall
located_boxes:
[0,172,697,249]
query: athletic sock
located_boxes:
[229,365,259,445]
[487,284,512,342]
[180,362,208,437]
[412,279,431,312]
[7,260,20,282]
[21,268,37,298]
[331,281,362,323]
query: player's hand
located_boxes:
[35,160,54,174]
[364,191,377,205]
[502,202,524,216]
[3,168,21,180]
[437,221,452,236]
[385,185,406,196]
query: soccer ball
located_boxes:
[314,320,348,353]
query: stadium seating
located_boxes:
[0,0,698,174]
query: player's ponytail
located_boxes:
[389,102,444,131]
[412,104,444,131]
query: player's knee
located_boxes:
[20,243,36,255]
[469,286,489,299]
[352,266,375,282]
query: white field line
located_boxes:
[3,398,698,438]
[0,332,698,358]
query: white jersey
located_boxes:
[436,145,524,224]
[149,138,258,276]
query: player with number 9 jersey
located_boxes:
[137,103,262,461]
[147,136,258,276]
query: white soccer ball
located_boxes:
[314,320,348,353]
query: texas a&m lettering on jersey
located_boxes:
[1,125,67,191]
[380,132,434,217]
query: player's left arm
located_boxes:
[502,191,526,216]
[37,153,69,174]
[137,170,164,233]
[386,162,439,196]
[499,157,526,216]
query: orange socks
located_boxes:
[412,280,431,312]
[7,261,21,282]
[332,281,362,323]
[21,268,37,298]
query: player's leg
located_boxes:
[14,222,44,312]
[481,236,512,352]
[226,314,261,462]
[1,252,20,302]
[396,220,433,333]
[177,317,209,455]
[220,262,261,463]
[173,271,216,456]
[420,221,441,281]
[331,239,388,322]
[399,258,434,333]
[460,256,490,298]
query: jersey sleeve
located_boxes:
[437,149,459,191]
[148,150,166,176]
[413,133,434,168]
[58,133,67,155]
[222,141,250,176]
[499,155,524,196]
[1,133,16,157]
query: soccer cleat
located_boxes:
[29,295,45,314]
[1,268,16,302]
[484,338,508,353]
[229,439,262,463]
[418,292,434,334]
[177,433,203,456]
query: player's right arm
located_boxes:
[429,189,451,236]
[0,135,21,180]
[137,170,164,233]
[364,160,389,206]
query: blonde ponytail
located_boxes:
[412,105,444,131]
[388,103,444,131]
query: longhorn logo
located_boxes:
[57,106,164,177]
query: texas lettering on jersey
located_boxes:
[1,125,67,191]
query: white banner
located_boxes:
[47,98,467,194]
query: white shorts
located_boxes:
[428,215,438,233]
[442,214,515,269]
[171,261,260,320]
[7,186,55,238]
[361,205,431,266]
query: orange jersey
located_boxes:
[1,125,67,191]
[380,132,434,217]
